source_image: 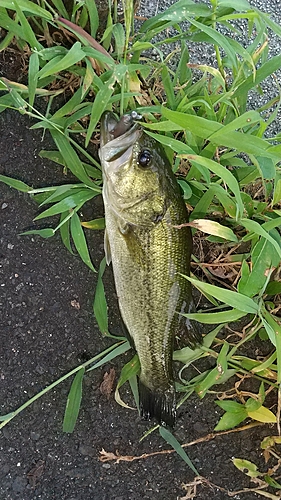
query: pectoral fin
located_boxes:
[104,229,111,265]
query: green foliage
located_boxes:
[1,0,281,474]
[215,383,276,431]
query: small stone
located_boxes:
[7,243,14,250]
[35,364,45,375]
[1,203,8,209]
[30,431,40,441]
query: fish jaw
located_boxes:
[99,111,141,163]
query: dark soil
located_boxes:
[0,46,277,500]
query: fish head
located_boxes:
[99,111,175,227]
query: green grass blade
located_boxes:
[85,73,116,146]
[144,130,196,154]
[186,155,244,218]
[162,108,280,161]
[87,341,131,372]
[85,0,99,37]
[187,17,239,71]
[93,258,108,334]
[59,212,73,254]
[240,219,281,258]
[0,9,25,40]
[182,309,246,324]
[115,354,140,408]
[159,426,199,475]
[63,367,85,433]
[50,130,98,187]
[2,0,52,19]
[161,65,176,109]
[140,0,210,32]
[50,0,69,19]
[13,0,43,50]
[232,54,281,99]
[34,190,95,220]
[186,277,259,314]
[20,228,55,238]
[0,174,31,192]
[70,212,96,272]
[28,52,39,108]
[38,42,85,79]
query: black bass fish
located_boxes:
[99,111,200,427]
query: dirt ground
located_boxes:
[0,9,279,500]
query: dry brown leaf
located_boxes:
[99,368,116,398]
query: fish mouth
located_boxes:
[99,111,142,163]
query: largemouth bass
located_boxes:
[99,111,201,427]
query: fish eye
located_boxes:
[138,150,152,168]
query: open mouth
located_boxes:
[99,111,142,162]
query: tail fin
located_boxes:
[139,380,176,428]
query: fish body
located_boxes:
[99,111,200,426]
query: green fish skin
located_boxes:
[99,111,201,427]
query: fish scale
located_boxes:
[99,111,201,426]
